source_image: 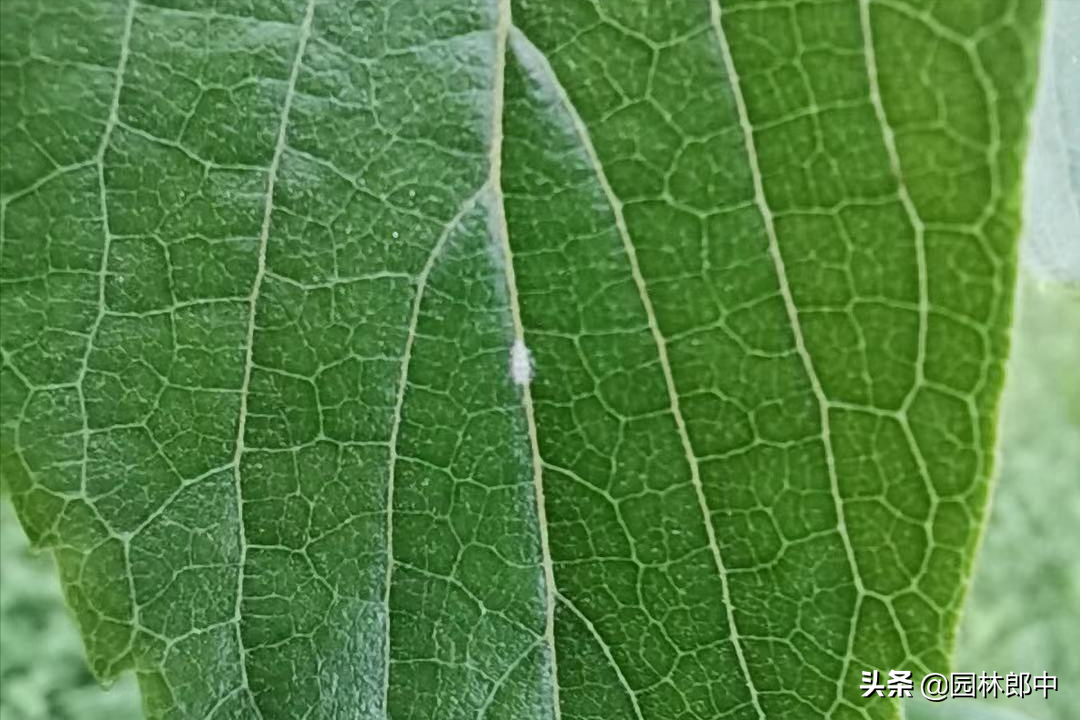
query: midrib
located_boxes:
[489,2,563,719]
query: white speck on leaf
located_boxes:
[392,231,399,239]
[510,338,532,386]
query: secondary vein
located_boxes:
[556,592,645,720]
[858,0,930,408]
[707,2,865,711]
[380,188,483,715]
[79,0,135,499]
[72,0,138,669]
[229,0,316,713]
[854,2,937,702]
[511,23,766,719]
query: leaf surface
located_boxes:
[0,1,1042,718]
[907,281,1080,720]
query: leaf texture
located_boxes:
[907,284,1080,720]
[0,1,1042,719]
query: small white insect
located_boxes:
[391,231,399,239]
[510,338,533,386]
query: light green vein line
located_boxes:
[475,638,545,720]
[708,0,868,711]
[876,0,1009,664]
[78,0,135,499]
[492,6,561,720]
[69,0,138,670]
[857,0,938,687]
[229,0,316,714]
[0,160,97,208]
[556,592,645,720]
[510,25,766,719]
[381,188,482,715]
[858,0,930,408]
[857,3,939,537]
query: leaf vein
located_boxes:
[381,188,483,716]
[557,592,645,720]
[492,6,562,719]
[229,0,316,714]
[511,23,766,718]
[707,1,876,712]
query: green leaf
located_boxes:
[905,281,1080,720]
[0,1,1042,718]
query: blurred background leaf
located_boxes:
[1,500,140,719]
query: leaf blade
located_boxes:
[0,1,1043,719]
